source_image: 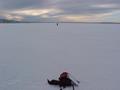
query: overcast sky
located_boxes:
[0,0,120,22]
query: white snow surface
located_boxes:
[0,23,120,90]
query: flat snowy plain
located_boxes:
[0,23,120,90]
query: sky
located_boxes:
[0,0,120,22]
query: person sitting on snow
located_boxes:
[47,72,75,87]
[58,72,72,87]
[47,72,79,90]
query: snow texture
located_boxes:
[0,23,120,90]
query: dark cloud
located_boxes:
[1,0,119,10]
[55,0,120,14]
[0,0,50,9]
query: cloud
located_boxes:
[0,12,24,21]
[57,12,114,22]
[4,14,23,21]
[91,3,119,8]
[0,0,120,22]
[10,8,62,16]
[0,7,63,21]
[64,10,120,22]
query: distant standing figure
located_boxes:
[56,23,59,26]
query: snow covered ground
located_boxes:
[0,23,120,90]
